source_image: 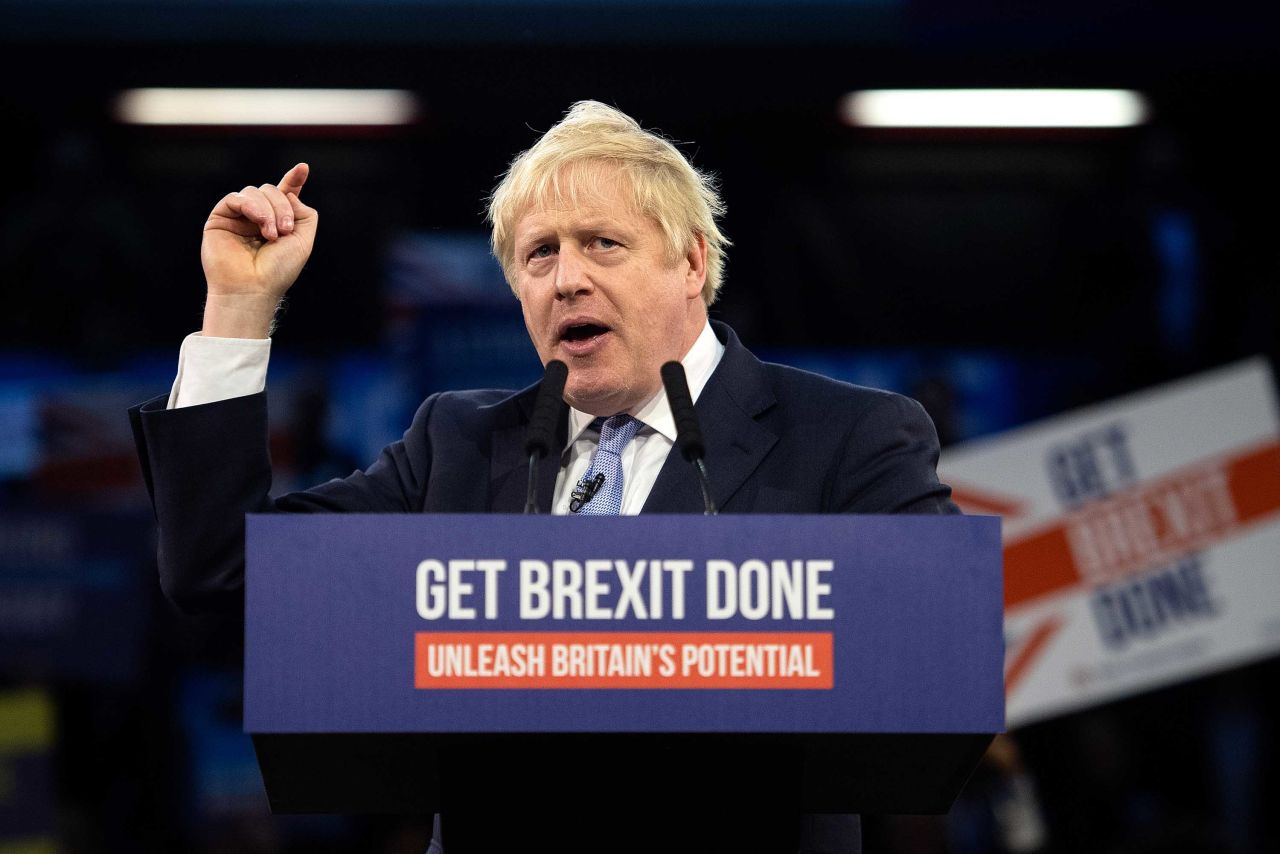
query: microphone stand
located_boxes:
[661,361,718,516]
[523,360,568,514]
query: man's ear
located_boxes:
[684,233,708,301]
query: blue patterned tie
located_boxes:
[574,415,643,515]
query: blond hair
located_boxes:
[487,101,729,306]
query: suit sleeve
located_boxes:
[129,390,437,614]
[830,391,959,515]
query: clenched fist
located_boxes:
[200,163,318,338]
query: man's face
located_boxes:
[512,167,707,416]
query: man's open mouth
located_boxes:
[561,323,610,342]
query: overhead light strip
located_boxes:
[115,88,419,126]
[840,89,1150,128]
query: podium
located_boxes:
[245,514,1002,829]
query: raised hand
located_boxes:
[200,163,318,338]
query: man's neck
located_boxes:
[565,320,725,446]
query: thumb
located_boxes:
[279,162,309,197]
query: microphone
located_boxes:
[569,472,606,513]
[660,361,717,515]
[523,360,568,514]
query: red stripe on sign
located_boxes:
[413,632,833,689]
[1004,615,1062,697]
[1229,442,1280,522]
[1005,439,1280,609]
[949,480,1029,518]
[1004,528,1080,610]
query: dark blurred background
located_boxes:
[1,0,1277,851]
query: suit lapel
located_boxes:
[642,323,778,513]
[488,386,567,514]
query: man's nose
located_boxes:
[554,245,594,299]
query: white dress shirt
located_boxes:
[166,321,725,515]
[167,333,271,409]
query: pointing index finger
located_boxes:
[278,162,309,197]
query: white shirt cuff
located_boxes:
[167,332,271,409]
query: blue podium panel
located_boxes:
[245,514,1002,736]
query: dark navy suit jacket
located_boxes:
[130,321,955,853]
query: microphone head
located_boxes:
[543,359,569,391]
[660,361,706,462]
[524,360,568,458]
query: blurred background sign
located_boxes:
[940,359,1280,727]
[0,513,150,684]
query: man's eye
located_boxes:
[595,237,619,249]
[530,244,554,259]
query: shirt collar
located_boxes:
[564,320,726,447]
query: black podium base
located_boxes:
[252,731,992,816]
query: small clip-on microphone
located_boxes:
[660,361,717,515]
[523,360,569,514]
[569,472,606,513]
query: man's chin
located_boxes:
[564,379,636,418]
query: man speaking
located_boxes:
[131,101,956,852]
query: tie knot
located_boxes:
[594,414,643,456]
